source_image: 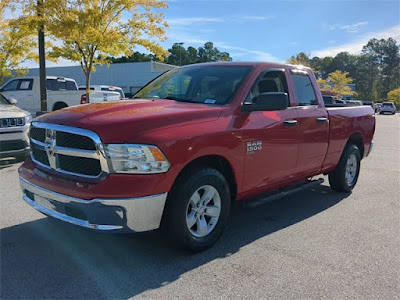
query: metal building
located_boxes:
[24,61,175,97]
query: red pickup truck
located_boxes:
[19,62,375,251]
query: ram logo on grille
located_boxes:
[44,129,56,168]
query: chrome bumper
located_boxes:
[19,177,168,232]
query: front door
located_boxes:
[241,69,299,195]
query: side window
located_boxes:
[2,80,20,91]
[18,79,33,90]
[46,79,57,90]
[245,69,289,104]
[46,79,71,90]
[291,74,317,106]
[65,80,77,90]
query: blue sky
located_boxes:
[22,0,400,67]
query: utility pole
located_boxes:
[37,0,47,115]
[176,42,184,66]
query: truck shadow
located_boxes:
[0,157,25,169]
[1,183,349,299]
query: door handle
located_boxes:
[284,120,298,127]
[316,117,328,123]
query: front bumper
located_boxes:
[20,177,168,232]
[0,139,30,158]
[380,109,396,113]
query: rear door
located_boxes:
[289,69,329,177]
[241,68,299,194]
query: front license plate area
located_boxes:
[34,195,57,211]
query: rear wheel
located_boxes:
[53,102,68,111]
[329,144,361,192]
[164,168,231,252]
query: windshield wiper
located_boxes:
[165,96,198,103]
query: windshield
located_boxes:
[134,65,252,105]
[382,102,394,107]
[0,93,11,105]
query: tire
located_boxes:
[328,144,361,193]
[53,102,68,111]
[164,167,231,252]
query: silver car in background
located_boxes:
[0,93,31,160]
[379,102,396,114]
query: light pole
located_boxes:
[37,0,47,115]
[176,42,184,66]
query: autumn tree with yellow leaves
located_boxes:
[42,0,169,100]
[10,0,168,100]
[387,88,400,107]
[322,70,356,99]
[0,0,37,84]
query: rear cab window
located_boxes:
[290,70,318,106]
[382,102,395,107]
[46,79,77,91]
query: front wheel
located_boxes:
[164,168,231,252]
[329,144,361,192]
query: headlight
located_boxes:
[105,144,171,174]
[25,114,32,124]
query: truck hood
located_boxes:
[35,99,223,143]
[0,104,30,119]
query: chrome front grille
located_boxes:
[29,122,109,178]
[0,117,25,128]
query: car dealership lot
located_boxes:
[1,114,399,299]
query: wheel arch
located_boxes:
[172,155,237,202]
[52,101,68,111]
[346,132,364,158]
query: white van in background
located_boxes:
[78,85,125,99]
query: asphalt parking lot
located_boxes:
[1,114,399,299]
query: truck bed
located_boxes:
[323,105,375,172]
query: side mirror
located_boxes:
[9,98,18,105]
[242,92,288,112]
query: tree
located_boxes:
[106,52,157,63]
[317,78,332,92]
[187,46,198,64]
[329,52,358,79]
[387,88,400,107]
[35,0,169,100]
[287,52,311,67]
[166,42,231,65]
[0,2,36,84]
[362,38,400,99]
[326,70,356,99]
[197,42,232,63]
[310,56,333,79]
[167,43,189,65]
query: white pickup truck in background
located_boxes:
[78,85,125,99]
[0,76,121,115]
